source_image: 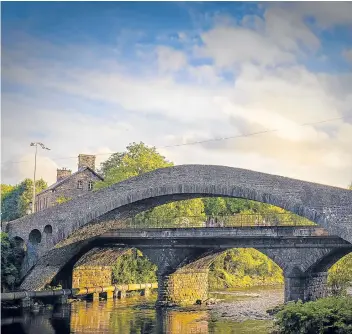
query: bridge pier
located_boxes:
[156,268,209,306]
[143,247,208,307]
[285,271,328,302]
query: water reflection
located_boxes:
[2,294,272,334]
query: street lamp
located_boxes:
[26,202,32,215]
[30,142,50,213]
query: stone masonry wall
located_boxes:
[158,269,209,306]
[78,154,96,170]
[284,272,328,302]
[304,272,328,301]
[72,266,112,288]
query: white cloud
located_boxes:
[289,2,352,27]
[2,4,352,189]
[264,7,320,53]
[197,25,295,67]
[343,49,352,63]
[156,46,188,73]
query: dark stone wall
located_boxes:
[285,272,328,302]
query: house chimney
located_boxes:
[57,168,72,181]
[78,154,96,171]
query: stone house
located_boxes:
[35,154,103,212]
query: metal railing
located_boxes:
[126,213,314,229]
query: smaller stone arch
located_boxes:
[306,248,352,274]
[43,225,53,235]
[29,229,42,245]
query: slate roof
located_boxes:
[37,166,104,195]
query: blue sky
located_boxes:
[1,2,352,187]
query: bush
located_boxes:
[112,249,157,284]
[274,297,352,334]
[328,253,352,296]
[1,232,24,291]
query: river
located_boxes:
[1,286,283,333]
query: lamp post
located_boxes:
[30,142,50,213]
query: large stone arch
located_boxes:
[6,165,351,284]
[7,165,352,242]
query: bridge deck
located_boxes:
[98,226,351,249]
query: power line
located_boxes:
[160,116,346,148]
[2,115,347,165]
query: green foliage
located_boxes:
[1,232,24,291]
[1,184,15,201]
[274,297,352,334]
[203,197,256,216]
[112,250,157,284]
[209,248,283,289]
[134,199,205,228]
[328,253,352,296]
[43,284,63,291]
[95,142,173,188]
[1,178,47,222]
[55,196,72,205]
[203,197,313,226]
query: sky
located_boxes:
[1,2,352,188]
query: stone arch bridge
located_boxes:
[5,165,352,305]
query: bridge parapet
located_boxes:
[127,213,314,229]
[100,226,330,240]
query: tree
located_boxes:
[203,198,228,217]
[96,142,173,184]
[1,184,15,201]
[95,142,205,225]
[349,182,352,190]
[328,253,352,296]
[1,232,25,292]
[112,249,157,284]
[1,178,47,222]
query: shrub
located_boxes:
[274,297,352,334]
[1,232,24,291]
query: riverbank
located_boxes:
[208,287,284,322]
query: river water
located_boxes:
[1,287,281,334]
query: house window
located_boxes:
[88,181,93,191]
[77,180,83,189]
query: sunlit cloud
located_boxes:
[1,2,352,187]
